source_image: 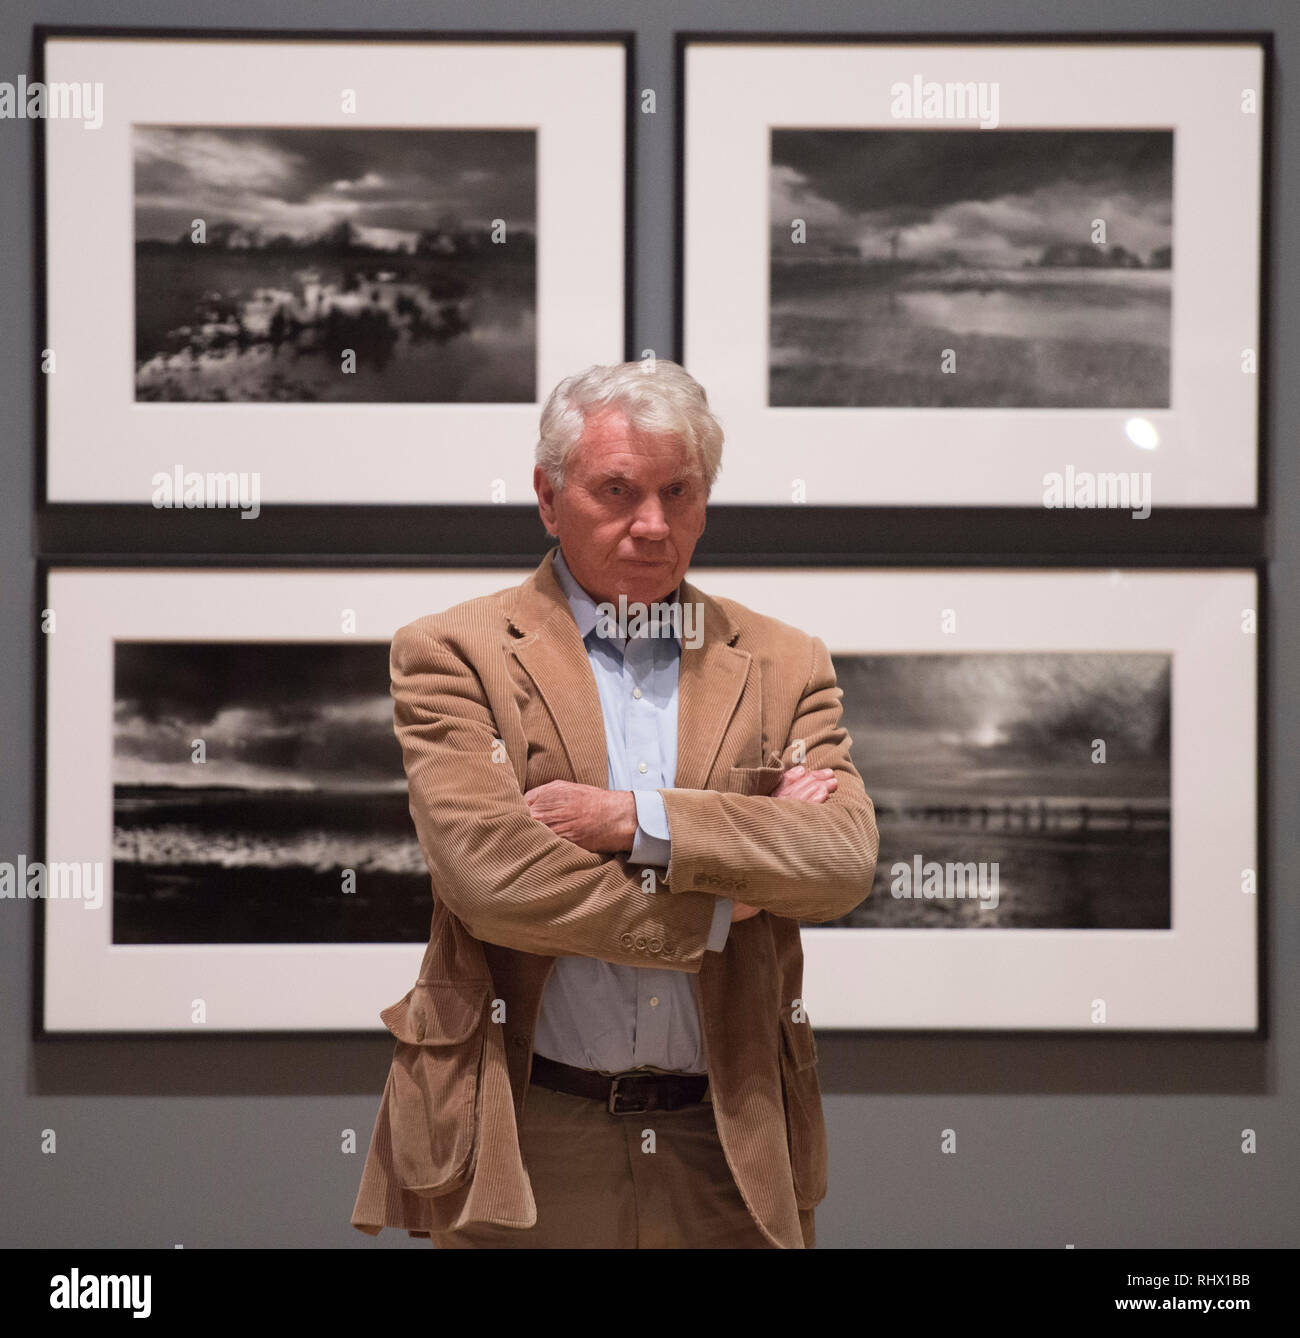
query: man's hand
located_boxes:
[772,764,837,803]
[732,765,837,921]
[524,780,637,853]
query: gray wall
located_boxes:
[1,0,1293,1248]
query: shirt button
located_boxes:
[632,687,642,699]
[638,761,648,774]
[649,996,659,1007]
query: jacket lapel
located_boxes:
[672,575,751,790]
[507,549,610,789]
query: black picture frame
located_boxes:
[674,31,1273,514]
[33,555,1267,1039]
[33,25,638,515]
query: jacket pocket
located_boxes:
[728,764,785,796]
[381,979,490,1198]
[778,1011,827,1208]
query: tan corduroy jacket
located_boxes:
[351,547,879,1248]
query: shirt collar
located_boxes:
[552,547,684,648]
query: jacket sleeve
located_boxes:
[657,635,879,922]
[391,619,720,970]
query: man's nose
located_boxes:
[630,497,670,536]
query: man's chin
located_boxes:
[628,574,681,597]
[609,564,678,602]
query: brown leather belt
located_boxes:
[530,1052,709,1114]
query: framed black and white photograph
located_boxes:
[39,31,631,505]
[41,567,532,1033]
[41,565,1257,1034]
[132,125,538,405]
[678,37,1266,506]
[724,565,1259,1031]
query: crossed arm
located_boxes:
[524,766,841,923]
[391,621,877,972]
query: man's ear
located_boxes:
[534,466,560,535]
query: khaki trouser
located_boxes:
[429,1081,792,1249]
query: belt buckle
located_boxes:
[608,1073,652,1115]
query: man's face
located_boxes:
[534,404,708,607]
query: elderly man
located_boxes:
[352,359,878,1249]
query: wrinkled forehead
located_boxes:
[571,407,703,480]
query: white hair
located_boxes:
[535,360,724,491]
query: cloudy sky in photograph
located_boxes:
[134,125,536,247]
[771,129,1173,266]
[113,642,403,790]
[834,652,1171,803]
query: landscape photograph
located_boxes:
[823,650,1172,930]
[112,641,428,945]
[770,128,1173,408]
[111,641,1172,942]
[133,125,537,403]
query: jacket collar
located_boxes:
[507,546,748,791]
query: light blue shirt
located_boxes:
[530,547,732,1075]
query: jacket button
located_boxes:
[634,936,647,950]
[661,943,674,956]
[619,933,634,948]
[648,938,663,953]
